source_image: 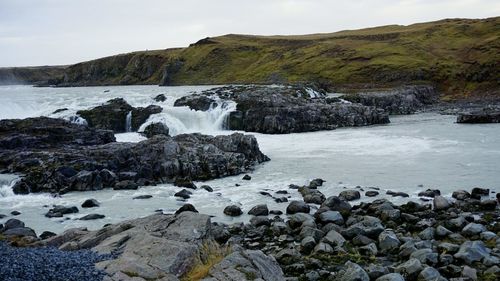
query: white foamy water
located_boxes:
[0,85,499,234]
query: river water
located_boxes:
[0,85,499,234]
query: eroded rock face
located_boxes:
[0,117,269,194]
[76,98,162,132]
[174,85,390,134]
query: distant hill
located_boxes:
[1,17,498,100]
[0,66,66,85]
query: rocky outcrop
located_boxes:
[174,85,390,134]
[141,122,169,138]
[457,108,500,123]
[36,211,285,280]
[342,85,438,114]
[76,98,162,133]
[0,117,269,194]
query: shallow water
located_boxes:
[0,85,499,234]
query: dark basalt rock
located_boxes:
[175,204,198,215]
[418,189,441,198]
[174,189,192,199]
[224,205,243,216]
[45,206,79,218]
[457,108,500,123]
[79,214,105,220]
[153,94,167,102]
[0,117,269,194]
[0,117,115,149]
[133,195,153,200]
[76,98,162,132]
[342,85,438,115]
[174,95,217,111]
[141,122,169,138]
[175,85,390,134]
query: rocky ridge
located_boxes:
[0,117,269,194]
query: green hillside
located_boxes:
[4,17,499,100]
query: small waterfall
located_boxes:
[138,99,236,136]
[0,174,19,198]
[125,111,133,132]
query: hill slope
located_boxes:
[3,17,499,99]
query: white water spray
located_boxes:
[125,111,132,132]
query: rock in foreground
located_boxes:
[457,108,500,123]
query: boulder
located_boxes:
[45,206,79,218]
[81,199,100,208]
[471,187,489,199]
[454,241,491,264]
[375,273,405,281]
[113,180,138,190]
[153,94,167,102]
[321,196,351,216]
[133,195,153,200]
[174,204,198,215]
[394,258,423,279]
[2,227,37,237]
[433,196,450,210]
[339,190,361,201]
[452,190,471,200]
[141,122,169,138]
[378,229,400,252]
[223,205,242,216]
[174,189,192,199]
[317,210,344,225]
[418,189,441,198]
[286,201,310,214]
[248,204,269,216]
[461,223,486,237]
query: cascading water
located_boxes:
[138,98,237,136]
[125,111,133,132]
[0,174,19,198]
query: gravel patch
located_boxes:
[0,242,114,281]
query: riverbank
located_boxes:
[1,185,499,281]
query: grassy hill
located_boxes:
[3,17,499,100]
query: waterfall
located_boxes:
[125,111,133,132]
[0,174,19,198]
[138,99,236,136]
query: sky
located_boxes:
[0,0,498,67]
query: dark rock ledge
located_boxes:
[174,85,390,134]
[0,117,269,194]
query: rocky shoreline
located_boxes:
[0,117,269,194]
[1,184,498,281]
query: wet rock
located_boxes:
[250,216,271,227]
[386,191,409,198]
[174,189,192,199]
[39,231,57,240]
[452,190,471,200]
[302,189,326,205]
[79,214,105,220]
[457,109,500,124]
[81,199,100,208]
[2,219,25,231]
[480,199,497,210]
[201,185,213,192]
[433,196,450,210]
[223,205,242,216]
[410,248,438,266]
[113,180,138,190]
[309,178,325,188]
[321,196,351,216]
[436,225,453,237]
[153,94,167,102]
[141,122,169,138]
[248,204,269,216]
[419,227,435,240]
[77,98,162,132]
[270,210,283,215]
[174,203,198,215]
[174,178,197,189]
[133,195,152,200]
[10,211,21,216]
[418,189,441,198]
[365,191,379,197]
[242,174,251,180]
[2,227,37,237]
[322,230,346,247]
[339,190,361,201]
[286,201,310,214]
[317,210,344,225]
[471,187,489,199]
[181,85,390,134]
[45,206,79,218]
[11,181,31,194]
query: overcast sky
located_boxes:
[0,0,498,67]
